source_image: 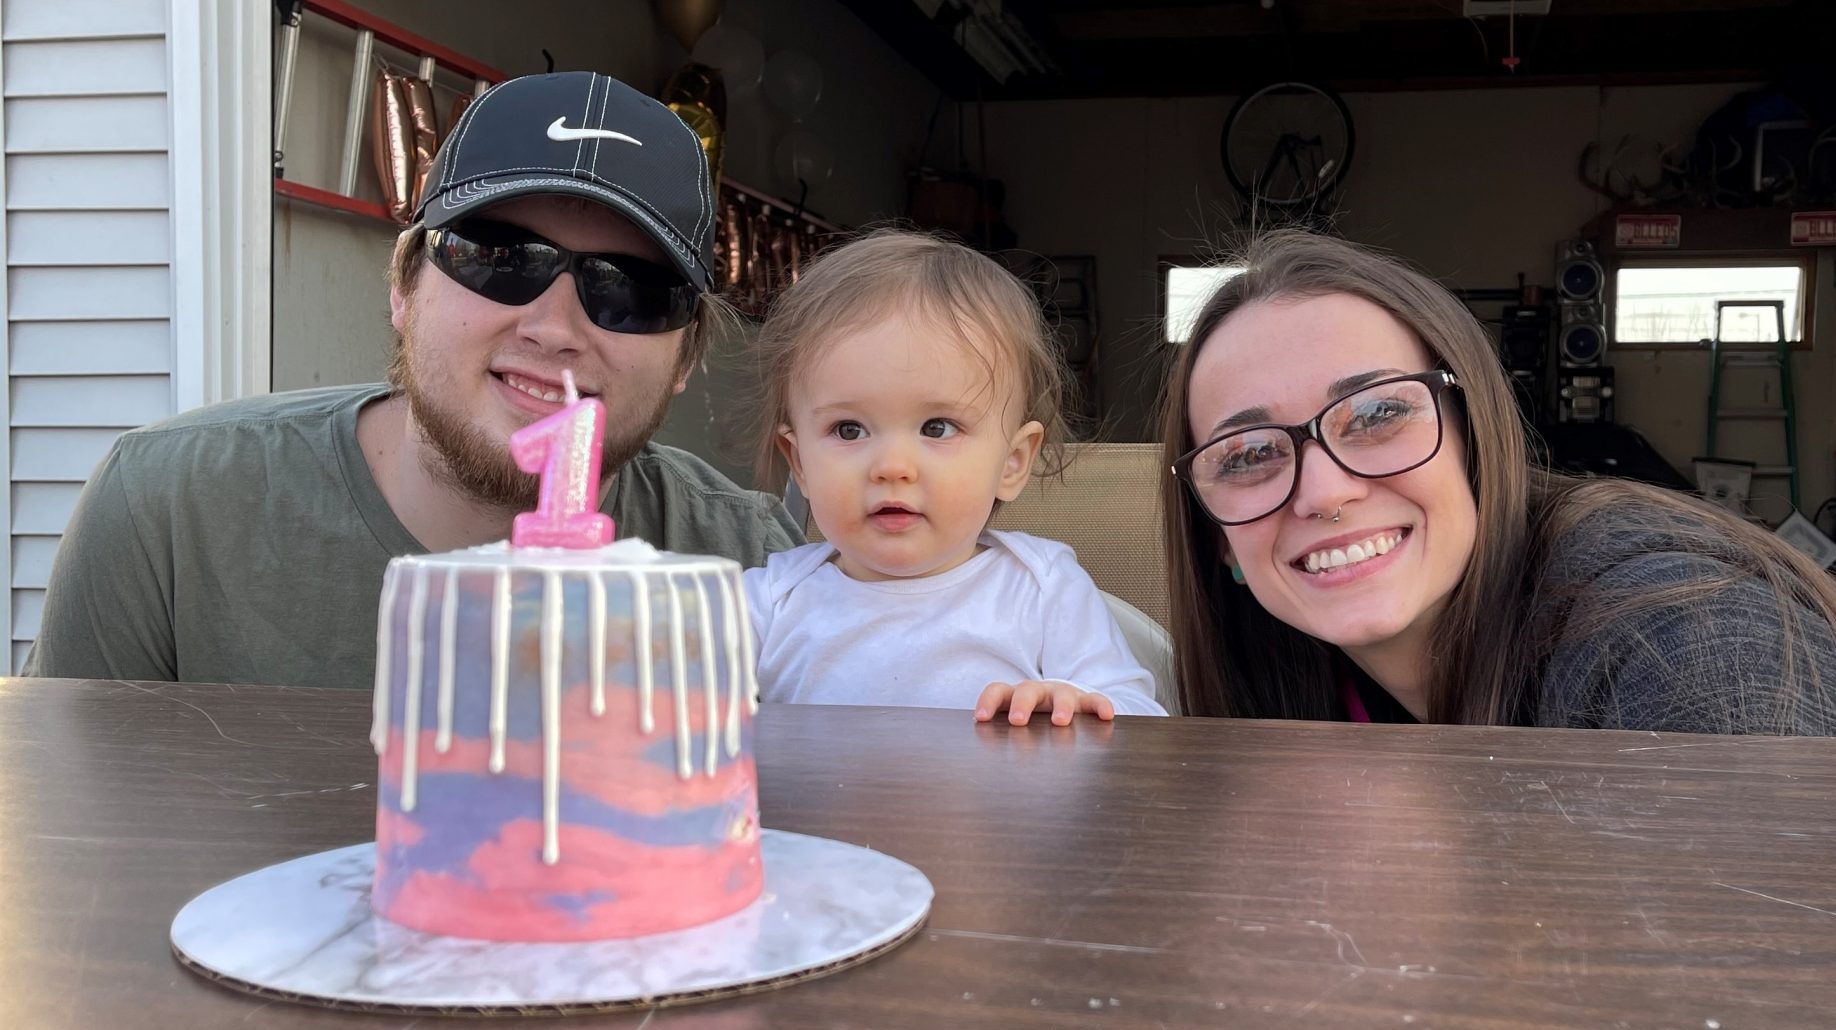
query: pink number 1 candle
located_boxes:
[509,370,615,549]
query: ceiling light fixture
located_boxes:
[912,0,1054,84]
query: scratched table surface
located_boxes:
[1,679,1833,1029]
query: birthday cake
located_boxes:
[367,538,763,942]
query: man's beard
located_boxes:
[396,316,675,512]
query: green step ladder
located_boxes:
[1705,298,1798,511]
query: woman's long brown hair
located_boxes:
[1158,229,1836,729]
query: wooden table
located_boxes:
[2,678,1832,1029]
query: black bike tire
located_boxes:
[1219,81,1357,207]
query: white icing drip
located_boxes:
[666,573,693,779]
[489,567,510,773]
[370,569,400,752]
[716,569,745,756]
[732,568,760,714]
[633,568,654,733]
[540,571,563,865]
[693,576,719,777]
[717,571,743,758]
[436,568,457,753]
[588,571,607,716]
[373,547,754,865]
[400,567,429,811]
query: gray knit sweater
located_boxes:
[1526,503,1836,735]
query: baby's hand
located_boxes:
[974,680,1116,726]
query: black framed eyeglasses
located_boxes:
[426,219,700,335]
[1172,370,1462,527]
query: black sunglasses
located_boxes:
[426,219,699,335]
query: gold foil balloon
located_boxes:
[663,62,727,124]
[369,68,414,223]
[669,101,725,186]
[403,75,439,210]
[664,63,727,187]
[368,69,442,222]
[447,93,474,144]
[653,0,724,51]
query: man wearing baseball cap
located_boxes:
[27,72,801,688]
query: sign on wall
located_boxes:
[1614,213,1682,249]
[1789,211,1836,247]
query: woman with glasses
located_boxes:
[1160,229,1836,733]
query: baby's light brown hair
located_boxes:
[748,227,1071,492]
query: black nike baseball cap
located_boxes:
[415,71,716,291]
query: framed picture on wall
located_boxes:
[1775,510,1836,568]
[1692,458,1755,515]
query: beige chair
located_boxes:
[790,442,1177,707]
[986,442,1170,629]
[1101,590,1176,713]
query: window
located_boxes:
[1613,262,1806,345]
[1164,264,1245,344]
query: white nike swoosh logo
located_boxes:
[546,117,643,145]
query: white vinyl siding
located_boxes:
[3,0,176,670]
[10,480,80,532]
[9,266,173,319]
[10,210,172,264]
[10,319,170,373]
[2,38,169,96]
[2,0,166,40]
[4,95,171,151]
[7,153,171,209]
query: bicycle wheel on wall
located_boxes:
[1219,81,1356,210]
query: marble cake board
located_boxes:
[170,830,933,1015]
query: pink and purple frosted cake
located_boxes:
[368,539,762,942]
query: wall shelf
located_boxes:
[271,2,837,242]
[1588,206,1818,257]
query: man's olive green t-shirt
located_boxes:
[22,385,803,689]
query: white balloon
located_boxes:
[774,129,833,189]
[762,49,822,121]
[691,21,763,94]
